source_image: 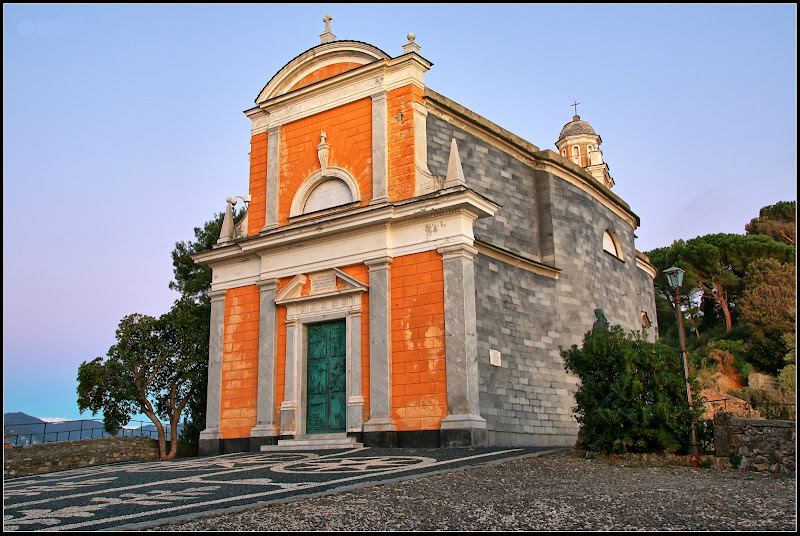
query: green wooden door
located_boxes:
[306,320,347,434]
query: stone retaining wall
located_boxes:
[713,412,796,474]
[3,436,196,479]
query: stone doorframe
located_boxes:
[272,270,367,441]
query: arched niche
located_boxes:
[290,167,361,218]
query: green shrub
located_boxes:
[729,451,743,468]
[562,326,704,455]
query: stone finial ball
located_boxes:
[407,32,415,42]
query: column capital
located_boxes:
[364,256,394,269]
[370,90,388,101]
[208,289,227,302]
[257,278,281,292]
[438,243,478,260]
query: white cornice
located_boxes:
[192,189,499,288]
[249,54,430,131]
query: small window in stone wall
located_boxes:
[603,229,623,260]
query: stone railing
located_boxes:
[713,412,796,474]
[3,436,196,479]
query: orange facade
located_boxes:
[390,251,448,431]
[288,62,363,92]
[222,74,448,439]
[220,285,260,439]
[278,98,373,225]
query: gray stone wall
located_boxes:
[474,254,578,446]
[713,412,796,474]
[427,111,657,447]
[547,177,645,334]
[427,114,547,261]
[3,437,196,479]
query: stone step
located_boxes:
[260,436,363,452]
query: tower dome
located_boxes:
[557,115,597,141]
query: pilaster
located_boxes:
[371,92,389,204]
[363,256,397,445]
[199,289,226,456]
[347,312,365,433]
[250,279,280,450]
[438,244,488,447]
[279,318,299,437]
[262,126,281,232]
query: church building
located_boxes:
[192,18,658,455]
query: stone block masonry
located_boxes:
[3,437,195,479]
[713,412,796,474]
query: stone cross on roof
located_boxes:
[320,13,336,44]
[571,101,580,116]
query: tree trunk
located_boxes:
[167,416,180,459]
[142,408,168,459]
[714,279,733,332]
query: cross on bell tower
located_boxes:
[571,101,580,120]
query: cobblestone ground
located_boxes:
[151,450,796,531]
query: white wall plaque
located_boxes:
[489,349,501,367]
[310,271,337,294]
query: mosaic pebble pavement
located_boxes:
[3,446,552,531]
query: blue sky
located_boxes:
[3,4,796,422]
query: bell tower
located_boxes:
[555,103,614,189]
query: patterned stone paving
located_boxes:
[3,447,551,531]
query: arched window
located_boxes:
[290,167,360,218]
[602,229,623,260]
[571,146,581,165]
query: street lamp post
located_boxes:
[663,265,700,456]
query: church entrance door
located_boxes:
[306,320,347,434]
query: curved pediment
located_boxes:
[256,41,390,105]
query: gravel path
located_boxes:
[150,450,796,531]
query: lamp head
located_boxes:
[663,266,685,289]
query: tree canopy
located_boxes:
[77,300,208,458]
[680,233,794,332]
[745,200,796,246]
[738,258,796,373]
[645,200,796,381]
